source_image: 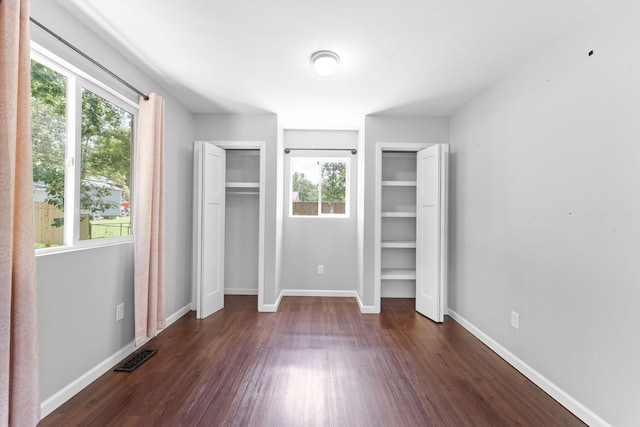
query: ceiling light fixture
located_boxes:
[310,50,340,76]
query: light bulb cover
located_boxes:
[310,50,340,76]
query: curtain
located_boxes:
[133,93,166,346]
[0,0,41,425]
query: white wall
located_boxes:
[448,0,640,425]
[362,116,449,308]
[194,114,280,306]
[281,130,359,294]
[31,0,195,411]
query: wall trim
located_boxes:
[281,289,358,298]
[447,309,612,427]
[259,290,284,312]
[166,304,192,325]
[356,292,379,313]
[224,288,259,295]
[263,290,378,313]
[40,303,192,418]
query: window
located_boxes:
[31,46,137,251]
[290,157,350,217]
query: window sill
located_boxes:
[35,236,133,257]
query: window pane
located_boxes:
[290,158,348,217]
[291,159,319,216]
[31,60,67,249]
[320,162,346,214]
[80,88,133,240]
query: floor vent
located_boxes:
[114,349,158,372]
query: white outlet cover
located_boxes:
[116,303,125,322]
[511,311,520,330]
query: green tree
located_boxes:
[321,162,346,202]
[80,89,133,212]
[292,171,318,201]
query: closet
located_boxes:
[224,149,260,295]
[193,141,265,319]
[375,143,448,322]
[380,151,418,298]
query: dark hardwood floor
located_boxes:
[39,296,584,426]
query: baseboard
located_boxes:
[281,289,358,298]
[259,290,284,312]
[356,293,379,314]
[165,304,192,325]
[259,290,363,311]
[40,303,191,419]
[40,340,137,418]
[447,309,612,427]
[224,288,258,295]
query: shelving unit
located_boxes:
[380,151,418,298]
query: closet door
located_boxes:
[195,142,226,319]
[416,144,448,322]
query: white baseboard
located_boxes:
[281,289,358,298]
[224,288,258,295]
[40,340,137,418]
[40,303,192,419]
[259,290,284,312]
[260,290,365,312]
[356,293,379,314]
[447,309,612,427]
[165,304,192,325]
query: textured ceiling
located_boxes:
[59,0,606,126]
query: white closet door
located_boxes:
[416,144,448,322]
[196,142,226,319]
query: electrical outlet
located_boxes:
[317,265,324,275]
[511,311,520,330]
[116,303,125,322]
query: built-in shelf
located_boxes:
[381,211,416,218]
[381,241,416,249]
[226,182,259,188]
[381,269,416,280]
[382,180,416,187]
[226,182,259,195]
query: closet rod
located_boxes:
[29,17,150,101]
[284,148,357,155]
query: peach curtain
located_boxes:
[0,0,41,425]
[133,93,166,346]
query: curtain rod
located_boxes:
[284,148,357,155]
[29,17,149,101]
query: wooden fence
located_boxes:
[34,202,90,246]
[292,201,345,216]
[34,202,63,247]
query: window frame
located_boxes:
[288,156,351,219]
[31,42,139,254]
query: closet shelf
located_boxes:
[226,191,259,196]
[381,211,416,218]
[226,182,259,188]
[381,241,416,249]
[381,269,416,280]
[382,180,416,187]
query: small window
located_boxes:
[290,157,350,218]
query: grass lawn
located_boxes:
[89,216,131,239]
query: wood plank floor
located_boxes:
[39,296,585,426]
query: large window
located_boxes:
[31,47,137,251]
[290,157,350,218]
